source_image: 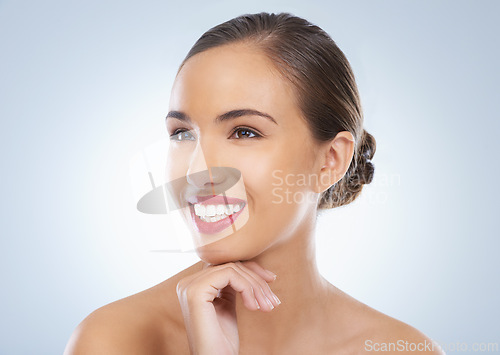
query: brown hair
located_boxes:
[178,12,376,209]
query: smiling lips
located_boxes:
[187,195,246,234]
[194,202,244,222]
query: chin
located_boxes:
[195,234,259,265]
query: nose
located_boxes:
[186,140,226,190]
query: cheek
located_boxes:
[233,153,277,203]
[166,148,180,178]
[165,145,192,182]
[165,151,176,182]
[235,149,308,221]
[235,142,315,198]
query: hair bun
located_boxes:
[354,129,376,185]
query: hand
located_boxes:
[176,261,281,355]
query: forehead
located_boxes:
[169,43,299,119]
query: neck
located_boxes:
[235,211,330,348]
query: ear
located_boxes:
[314,131,355,194]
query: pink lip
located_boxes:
[187,195,246,235]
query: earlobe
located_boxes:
[315,160,338,194]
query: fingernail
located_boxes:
[266,297,274,309]
[255,299,260,309]
[273,294,281,305]
[266,270,277,279]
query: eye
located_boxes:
[169,129,196,141]
[230,127,262,139]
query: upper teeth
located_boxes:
[194,203,244,218]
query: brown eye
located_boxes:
[231,127,261,139]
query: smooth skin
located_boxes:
[64,43,444,354]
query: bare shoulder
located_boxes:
[328,286,444,354]
[361,314,444,354]
[64,261,203,355]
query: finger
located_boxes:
[238,261,281,307]
[201,261,213,270]
[241,261,277,283]
[236,262,281,308]
[205,263,274,311]
[203,266,261,311]
[224,262,273,311]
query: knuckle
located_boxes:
[176,278,200,299]
[243,282,254,294]
[184,286,199,301]
[243,260,257,268]
[176,280,184,294]
[176,280,189,298]
[223,263,238,276]
[225,267,239,278]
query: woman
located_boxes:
[65,12,442,354]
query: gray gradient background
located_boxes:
[1,0,499,354]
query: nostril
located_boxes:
[186,169,215,188]
[185,166,241,200]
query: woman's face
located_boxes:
[166,43,323,264]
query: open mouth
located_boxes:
[187,195,246,234]
[192,202,245,222]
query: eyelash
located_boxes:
[169,126,263,141]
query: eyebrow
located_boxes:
[165,109,278,125]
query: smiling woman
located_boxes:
[64,12,443,354]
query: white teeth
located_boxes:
[206,205,216,217]
[198,214,225,223]
[193,202,245,222]
[194,204,205,216]
[216,204,225,215]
